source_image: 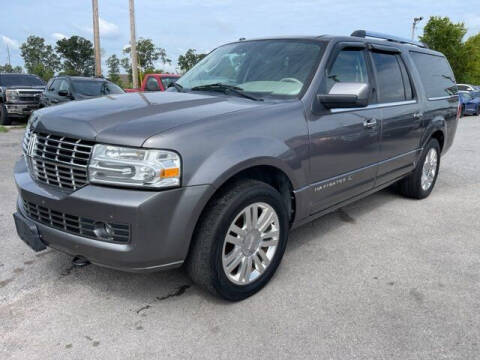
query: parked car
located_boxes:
[40,76,124,107]
[0,73,45,125]
[458,91,480,116]
[124,73,180,92]
[456,84,479,92]
[14,31,459,301]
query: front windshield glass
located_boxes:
[0,74,45,87]
[176,39,325,99]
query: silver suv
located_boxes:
[14,31,459,300]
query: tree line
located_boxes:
[0,34,207,87]
[3,16,478,86]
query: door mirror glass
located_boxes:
[318,82,369,109]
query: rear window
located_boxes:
[0,74,45,87]
[410,52,457,99]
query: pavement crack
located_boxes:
[136,305,151,314]
[156,285,191,301]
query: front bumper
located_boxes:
[14,157,214,272]
[6,103,40,116]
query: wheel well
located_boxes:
[215,165,296,224]
[431,130,445,152]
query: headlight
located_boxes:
[88,145,181,189]
[6,89,19,102]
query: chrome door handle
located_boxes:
[363,118,377,129]
[413,112,424,119]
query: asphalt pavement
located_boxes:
[1,116,479,359]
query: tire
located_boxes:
[0,104,11,126]
[186,179,289,301]
[398,138,441,199]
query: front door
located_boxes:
[308,44,382,214]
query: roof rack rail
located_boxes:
[351,30,428,49]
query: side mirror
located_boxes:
[317,82,369,109]
[58,89,70,97]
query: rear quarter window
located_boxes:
[410,51,457,99]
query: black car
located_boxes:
[40,76,124,107]
[0,73,46,125]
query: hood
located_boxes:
[32,91,267,147]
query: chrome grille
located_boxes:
[23,127,94,191]
[23,199,130,244]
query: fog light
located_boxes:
[93,222,115,240]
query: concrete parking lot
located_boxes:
[1,116,479,360]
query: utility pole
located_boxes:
[92,0,102,77]
[129,0,139,88]
[411,16,423,41]
[6,45,11,66]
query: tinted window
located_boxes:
[0,74,45,86]
[410,52,457,98]
[161,77,178,89]
[371,52,406,103]
[104,82,124,94]
[48,79,60,91]
[58,80,69,92]
[326,49,369,92]
[457,85,468,91]
[145,77,160,91]
[71,80,105,96]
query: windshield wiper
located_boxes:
[168,82,184,92]
[190,83,263,101]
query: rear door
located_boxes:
[369,46,424,185]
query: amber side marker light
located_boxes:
[161,168,180,178]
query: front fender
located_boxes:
[187,136,305,190]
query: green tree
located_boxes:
[419,17,468,82]
[122,38,171,74]
[106,54,122,85]
[464,33,480,84]
[20,35,60,80]
[177,49,207,72]
[55,36,95,76]
[0,64,23,73]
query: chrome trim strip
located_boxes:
[294,148,422,194]
[428,95,457,101]
[330,100,417,113]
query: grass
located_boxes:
[0,125,8,133]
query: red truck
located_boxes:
[124,73,181,93]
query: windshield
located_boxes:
[0,74,45,87]
[72,80,124,96]
[176,39,325,99]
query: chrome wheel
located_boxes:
[222,202,280,286]
[421,148,438,191]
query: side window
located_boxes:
[371,52,407,103]
[326,49,369,92]
[48,79,59,92]
[58,80,69,92]
[145,77,160,91]
[398,58,414,100]
[410,52,457,99]
[161,77,178,90]
[457,85,467,91]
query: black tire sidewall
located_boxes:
[415,139,441,198]
[210,184,289,301]
[0,104,11,126]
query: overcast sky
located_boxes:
[1,0,479,73]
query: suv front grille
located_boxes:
[23,127,94,191]
[23,199,130,244]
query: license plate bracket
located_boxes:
[13,212,46,252]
